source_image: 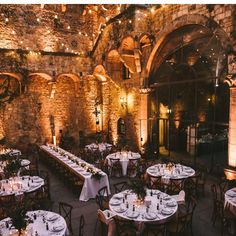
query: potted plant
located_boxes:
[4,159,21,177]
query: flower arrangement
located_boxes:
[87,167,103,180]
[10,205,32,235]
[4,159,21,177]
[167,162,174,171]
[129,179,146,201]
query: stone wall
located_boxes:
[0,4,235,151]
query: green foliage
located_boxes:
[129,179,146,200]
[4,159,21,177]
[10,204,32,234]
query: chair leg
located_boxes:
[93,218,98,236]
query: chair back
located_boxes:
[59,202,73,234]
[114,217,137,236]
[147,175,163,190]
[113,182,128,194]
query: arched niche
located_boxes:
[0,72,22,104]
[57,73,80,83]
[120,36,135,54]
[93,65,108,82]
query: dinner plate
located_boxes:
[161,209,174,215]
[144,212,157,220]
[51,225,64,232]
[110,200,122,206]
[114,206,127,213]
[113,193,123,199]
[166,201,177,207]
[46,214,59,221]
[125,210,139,218]
[82,172,91,176]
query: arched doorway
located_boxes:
[147,19,231,168]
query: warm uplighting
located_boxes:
[120,97,127,107]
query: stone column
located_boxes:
[228,86,236,167]
[139,88,152,152]
[225,76,236,167]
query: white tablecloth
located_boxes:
[85,142,112,154]
[225,188,236,208]
[109,189,177,222]
[0,210,68,236]
[146,164,195,184]
[106,152,141,176]
[0,175,44,196]
[41,145,110,201]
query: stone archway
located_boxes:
[143,14,232,166]
[146,14,232,81]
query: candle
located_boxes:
[53,135,56,145]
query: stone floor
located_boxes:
[39,160,232,236]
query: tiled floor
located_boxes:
[39,160,232,236]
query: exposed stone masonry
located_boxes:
[0,4,235,152]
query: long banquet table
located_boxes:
[40,145,110,201]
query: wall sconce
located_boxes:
[120,97,127,108]
[167,108,172,114]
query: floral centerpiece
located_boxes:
[129,179,146,201]
[4,159,21,177]
[10,206,32,235]
[87,167,103,181]
[167,162,174,171]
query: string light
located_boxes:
[67,25,71,30]
[5,18,9,22]
[118,20,121,24]
[36,18,40,22]
[47,30,50,33]
[54,15,58,19]
[137,10,140,14]
[128,20,132,23]
[117,6,121,11]
[138,18,140,21]
[11,30,16,34]
[105,17,109,21]
[151,7,155,13]
[88,9,92,14]
[20,41,23,44]
[79,32,82,35]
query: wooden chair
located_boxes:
[142,221,166,236]
[147,175,164,192]
[166,213,189,235]
[114,217,138,236]
[167,178,185,195]
[110,158,122,177]
[196,170,207,196]
[24,188,41,210]
[212,200,236,235]
[96,186,110,211]
[59,202,73,234]
[113,181,128,194]
[127,158,139,177]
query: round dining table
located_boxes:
[146,163,195,184]
[0,175,44,196]
[85,142,112,154]
[109,189,178,222]
[0,210,68,236]
[106,151,141,176]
